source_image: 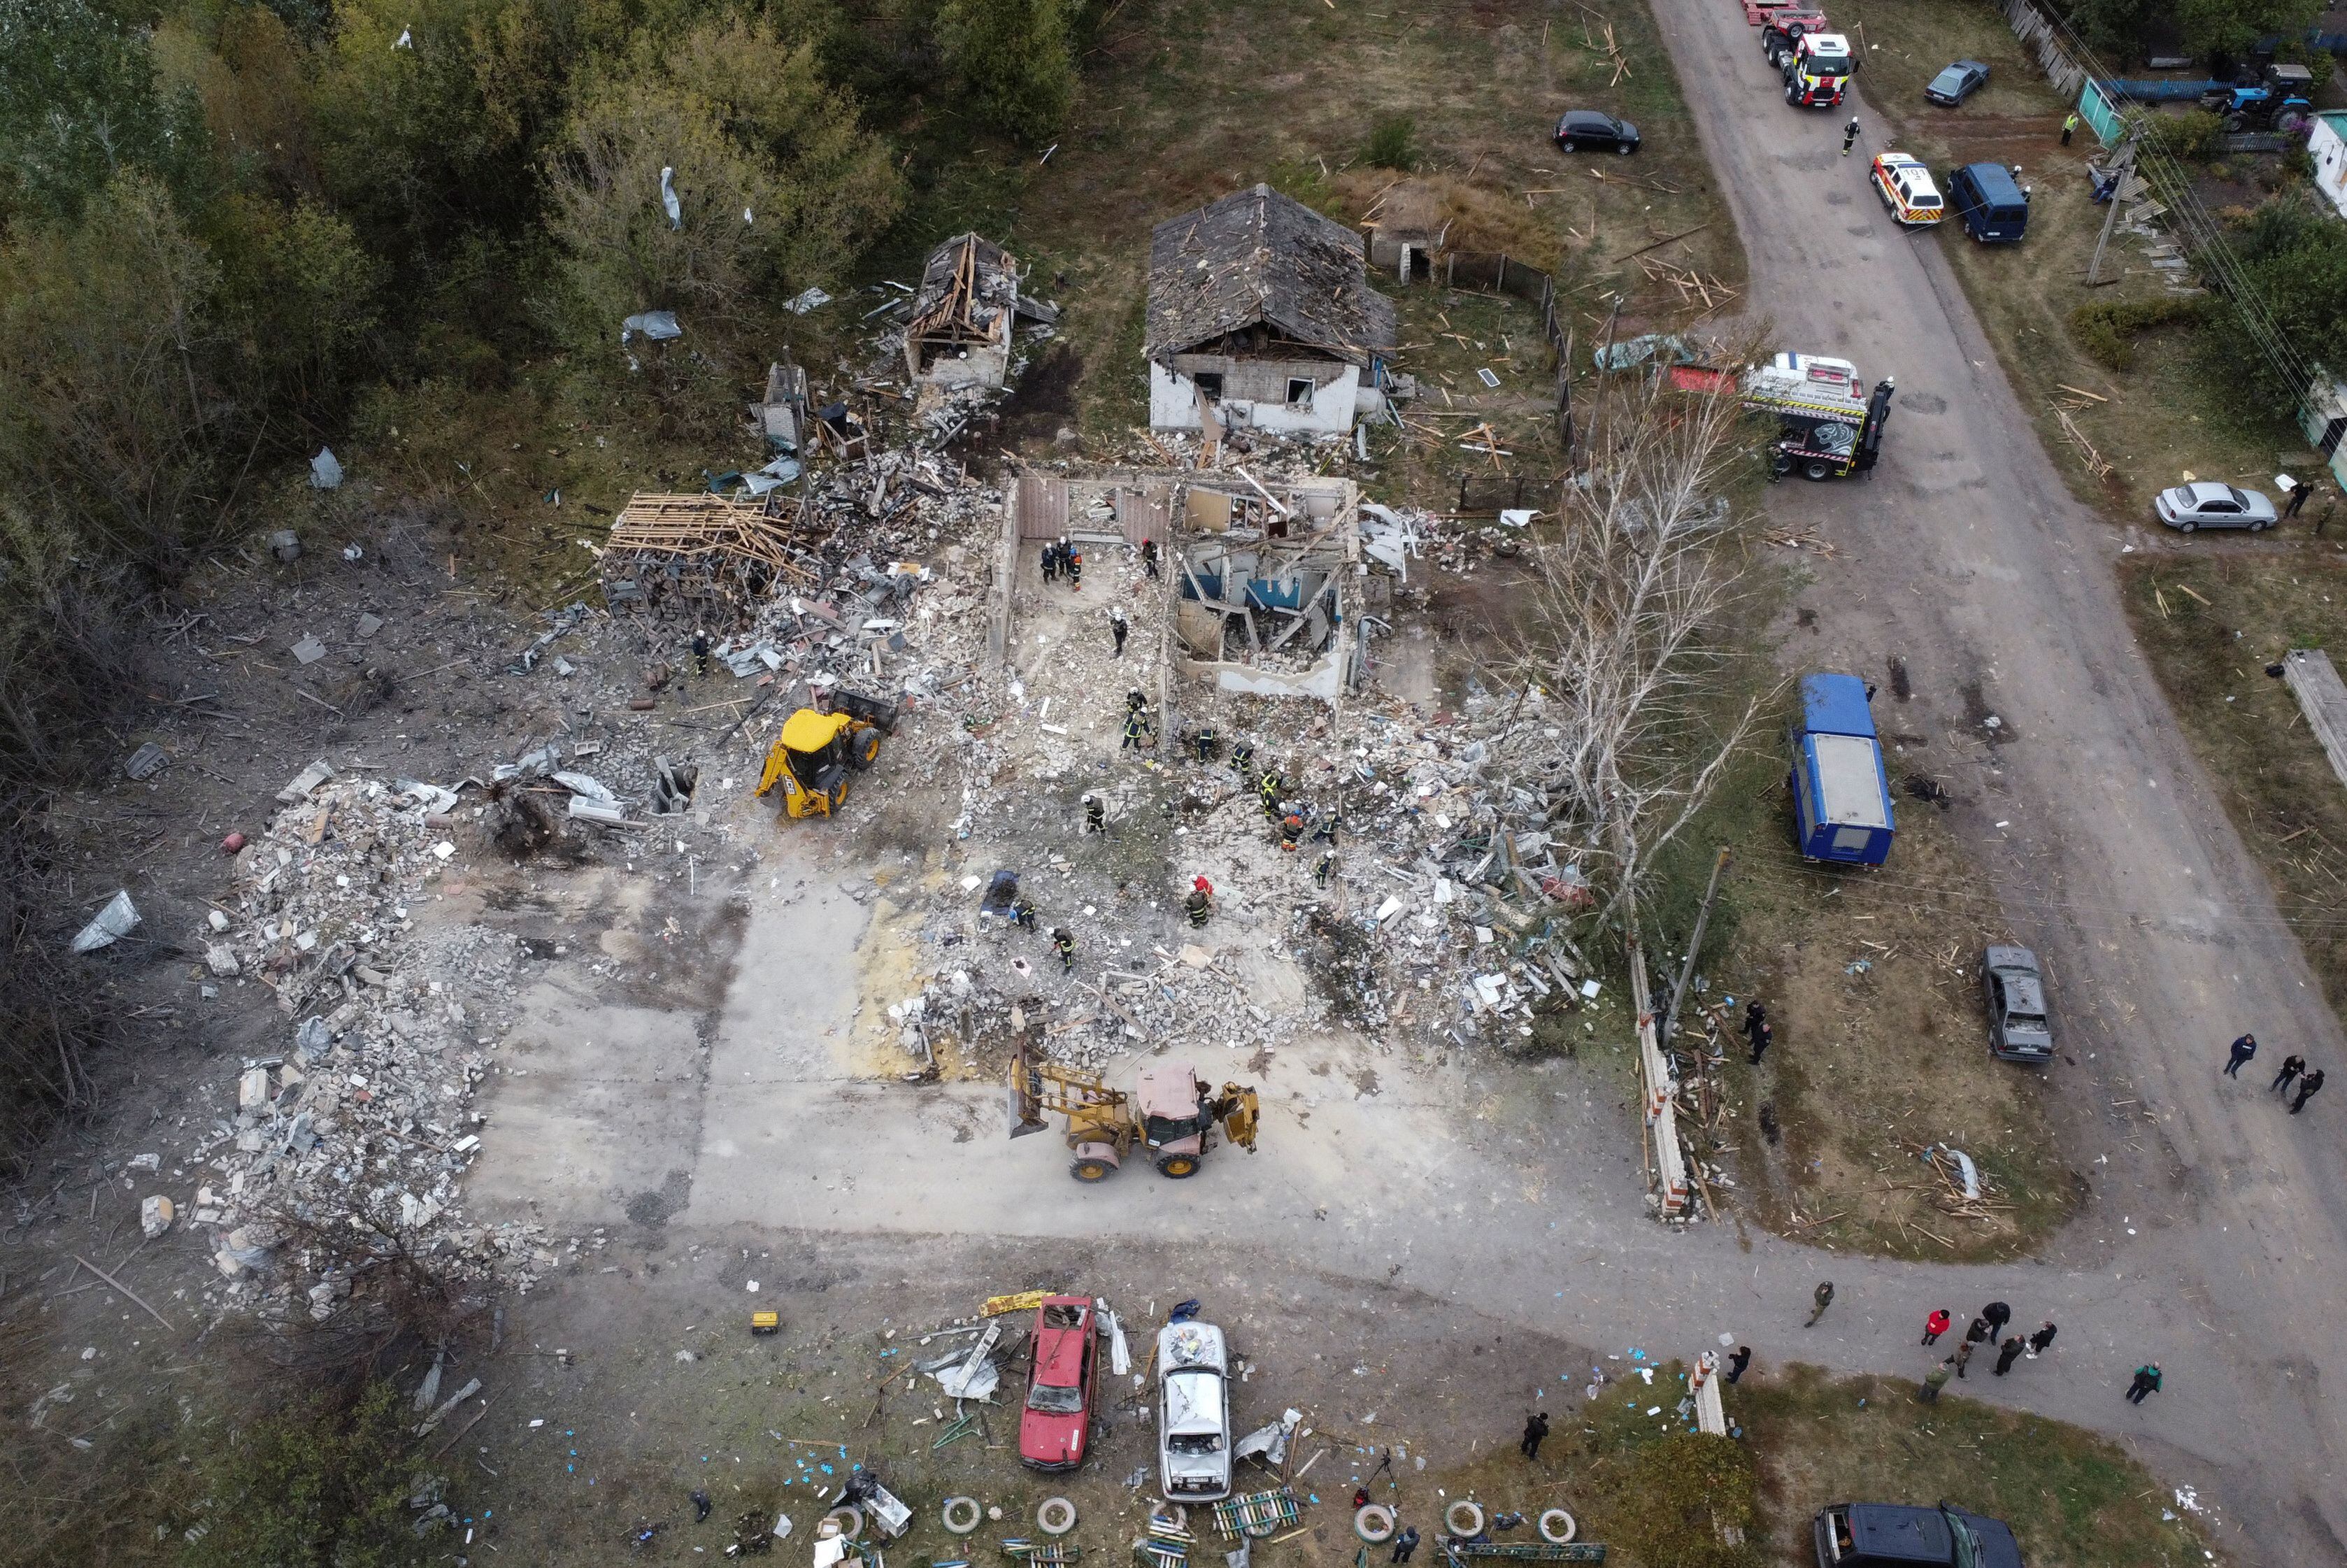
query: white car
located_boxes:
[1157,1320,1232,1501]
[2154,480,2277,532]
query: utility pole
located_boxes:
[1661,846,1732,1053]
[2085,127,2142,288]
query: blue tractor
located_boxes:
[2199,62,2315,130]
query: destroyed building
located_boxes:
[1170,478,1357,699]
[902,233,1059,392]
[1146,184,1399,439]
[999,469,1360,704]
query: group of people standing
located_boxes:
[1039,535,1082,590]
[1918,1301,2057,1397]
[2224,1032,2325,1113]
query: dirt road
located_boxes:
[1646,0,2347,1557]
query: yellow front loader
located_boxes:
[755,689,899,820]
[1008,1046,1260,1182]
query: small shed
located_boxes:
[1146,184,1398,436]
[1361,179,1450,281]
[902,233,1059,390]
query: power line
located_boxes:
[2024,1,2316,399]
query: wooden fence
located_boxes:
[1995,0,2088,98]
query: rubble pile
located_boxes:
[191,764,550,1315]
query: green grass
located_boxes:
[1739,1364,2215,1568]
[1637,508,2079,1264]
[2118,548,2347,1034]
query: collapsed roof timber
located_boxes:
[597,492,830,622]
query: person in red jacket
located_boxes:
[1921,1308,1952,1346]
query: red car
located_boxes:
[1018,1296,1098,1471]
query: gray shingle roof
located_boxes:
[1147,184,1398,366]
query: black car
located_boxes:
[1814,1502,2023,1568]
[1554,110,1640,154]
[1924,60,1990,106]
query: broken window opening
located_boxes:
[1285,377,1315,406]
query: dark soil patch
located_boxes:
[996,343,1084,448]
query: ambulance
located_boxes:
[1868,152,1945,227]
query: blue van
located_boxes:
[1948,162,2029,243]
[1789,673,1895,866]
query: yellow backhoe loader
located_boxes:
[1008,1046,1260,1181]
[755,689,899,820]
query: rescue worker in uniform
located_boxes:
[1122,706,1153,753]
[692,629,711,677]
[1232,740,1255,777]
[1192,725,1218,764]
[1011,895,1038,932]
[1141,537,1161,579]
[1053,927,1076,973]
[1278,812,1304,851]
[1185,875,1213,927]
[1065,539,1082,590]
[1082,792,1105,833]
[1257,769,1285,820]
[1313,808,1343,848]
[1314,851,1335,888]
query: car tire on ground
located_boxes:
[1446,1501,1486,1538]
[2177,520,2197,533]
[1561,140,1578,152]
[1070,1156,1115,1182]
[1355,1505,1397,1544]
[1804,459,1832,481]
[1537,1509,1578,1545]
[822,1506,865,1539]
[1155,1153,1200,1178]
[2253,519,2271,531]
[1617,141,1633,154]
[1038,1498,1078,1537]
[941,1498,983,1536]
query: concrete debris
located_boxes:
[181,765,562,1318]
[141,1195,175,1238]
[268,529,303,564]
[124,743,170,781]
[310,448,344,489]
[277,759,337,804]
[291,635,327,666]
[69,890,141,953]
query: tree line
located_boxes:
[0,0,1091,786]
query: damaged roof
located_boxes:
[908,233,1057,343]
[1148,184,1397,366]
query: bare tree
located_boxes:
[1501,354,1768,918]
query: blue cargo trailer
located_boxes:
[1790,673,1895,865]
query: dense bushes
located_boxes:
[2067,294,2208,370]
[180,1381,438,1568]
